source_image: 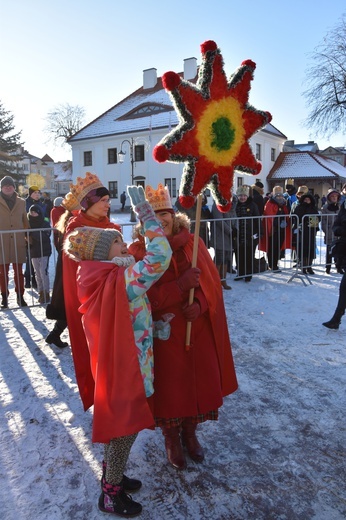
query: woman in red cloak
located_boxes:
[129,184,238,470]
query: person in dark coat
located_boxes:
[27,204,52,304]
[25,185,46,288]
[292,192,320,275]
[322,199,346,329]
[321,188,341,273]
[250,179,265,215]
[233,185,261,282]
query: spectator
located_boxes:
[25,185,46,288]
[120,191,126,211]
[0,176,29,308]
[250,179,265,215]
[233,185,261,282]
[321,189,341,274]
[210,199,236,289]
[27,204,52,304]
[284,178,297,211]
[259,186,291,273]
[292,192,320,275]
[290,185,309,213]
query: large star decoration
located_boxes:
[153,40,272,212]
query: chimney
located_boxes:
[184,57,197,80]
[143,68,157,89]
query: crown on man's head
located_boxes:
[62,172,103,212]
[145,183,173,212]
[285,178,294,186]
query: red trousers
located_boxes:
[0,263,24,295]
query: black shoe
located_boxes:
[98,488,142,517]
[322,320,340,330]
[244,276,252,282]
[1,293,8,309]
[24,282,31,289]
[233,276,243,281]
[325,267,331,274]
[45,332,68,349]
[302,269,308,274]
[307,268,315,275]
[17,295,27,307]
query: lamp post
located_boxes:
[118,137,149,222]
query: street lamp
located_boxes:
[118,137,149,222]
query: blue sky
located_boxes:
[2,0,345,162]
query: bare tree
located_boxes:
[303,13,346,139]
[44,103,86,146]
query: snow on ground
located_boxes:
[0,211,345,520]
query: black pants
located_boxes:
[267,229,284,270]
[332,273,346,321]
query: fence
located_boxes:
[0,213,339,309]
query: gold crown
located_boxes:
[285,178,294,186]
[145,183,173,212]
[62,172,103,212]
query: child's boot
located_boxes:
[98,480,142,517]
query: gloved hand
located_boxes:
[182,300,201,321]
[293,228,298,234]
[252,233,259,239]
[280,221,287,228]
[177,267,201,292]
[127,185,155,222]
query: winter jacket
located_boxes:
[259,197,291,253]
[0,192,29,264]
[321,192,341,245]
[333,201,346,238]
[292,193,320,260]
[234,196,261,244]
[28,205,52,258]
[210,201,236,252]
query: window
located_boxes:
[108,148,117,164]
[84,151,92,166]
[271,148,276,161]
[108,181,118,199]
[134,145,145,162]
[164,178,177,198]
[255,144,261,161]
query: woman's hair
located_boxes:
[132,211,191,240]
[55,210,72,234]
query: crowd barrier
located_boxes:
[0,213,339,309]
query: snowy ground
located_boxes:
[0,211,345,520]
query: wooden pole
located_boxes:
[185,193,202,350]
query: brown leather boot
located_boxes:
[161,426,186,470]
[181,420,205,462]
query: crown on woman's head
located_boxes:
[145,183,173,212]
[62,172,103,212]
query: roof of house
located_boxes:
[267,152,346,181]
[68,75,286,143]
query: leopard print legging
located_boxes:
[103,433,137,485]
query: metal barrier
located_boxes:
[0,213,339,309]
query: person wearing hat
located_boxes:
[251,179,265,215]
[290,185,309,213]
[0,176,30,308]
[62,172,122,411]
[24,185,46,288]
[129,183,238,471]
[259,186,291,273]
[321,188,341,273]
[64,186,172,516]
[284,179,297,211]
[233,185,261,281]
[291,192,320,274]
[27,204,52,304]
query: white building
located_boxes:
[68,58,287,211]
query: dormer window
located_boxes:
[118,103,173,120]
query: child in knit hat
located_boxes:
[64,186,172,517]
